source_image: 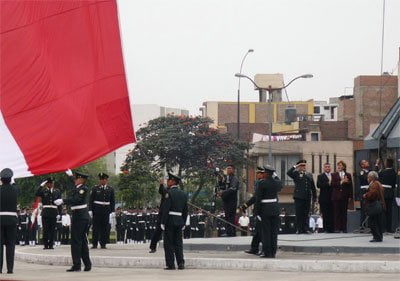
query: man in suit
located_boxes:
[0,168,18,274]
[287,160,317,234]
[379,159,397,233]
[218,165,239,237]
[160,173,188,270]
[35,177,61,250]
[89,172,115,249]
[317,163,334,233]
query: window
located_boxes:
[311,154,315,173]
[324,106,330,110]
[262,155,300,185]
[311,132,319,141]
[313,106,320,114]
[331,106,336,119]
[319,155,322,174]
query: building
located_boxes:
[104,104,189,174]
[313,98,339,121]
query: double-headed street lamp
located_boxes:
[235,73,313,164]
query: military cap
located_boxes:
[256,166,265,173]
[296,159,307,165]
[168,172,181,183]
[263,165,276,173]
[75,171,89,179]
[0,168,13,178]
[98,172,109,179]
[46,177,55,183]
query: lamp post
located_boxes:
[235,73,313,164]
[237,49,254,140]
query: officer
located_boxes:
[217,164,239,237]
[160,173,188,270]
[287,160,317,234]
[149,178,168,253]
[357,159,371,228]
[379,159,397,233]
[54,170,91,272]
[18,208,28,246]
[115,207,125,244]
[89,172,115,249]
[242,166,266,255]
[35,177,61,249]
[0,168,18,274]
[254,165,282,258]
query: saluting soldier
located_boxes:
[287,160,317,234]
[242,166,266,255]
[0,168,18,274]
[35,177,61,249]
[160,173,188,270]
[379,159,397,233]
[89,172,115,249]
[54,170,91,272]
[254,165,282,258]
[357,159,371,227]
[149,179,168,253]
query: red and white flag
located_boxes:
[0,0,135,178]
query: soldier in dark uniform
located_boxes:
[160,173,188,270]
[317,163,334,233]
[89,172,115,249]
[254,165,282,258]
[357,159,371,228]
[287,160,317,234]
[18,208,29,246]
[137,209,146,243]
[242,166,265,255]
[217,165,239,237]
[115,207,125,244]
[35,177,61,250]
[149,179,168,253]
[379,159,397,233]
[0,168,18,274]
[54,170,91,272]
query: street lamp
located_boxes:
[236,73,313,164]
[237,49,254,140]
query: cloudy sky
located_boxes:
[117,0,400,115]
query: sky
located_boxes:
[117,0,400,115]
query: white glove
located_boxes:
[56,215,61,220]
[65,169,73,177]
[257,215,262,222]
[88,211,93,217]
[40,180,48,187]
[160,224,165,230]
[54,199,63,206]
[110,212,115,217]
[182,225,186,231]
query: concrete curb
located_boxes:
[15,249,400,273]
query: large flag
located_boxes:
[0,0,135,178]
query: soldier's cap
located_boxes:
[46,177,55,183]
[98,172,109,179]
[75,171,89,179]
[296,159,307,165]
[263,165,275,173]
[167,172,181,183]
[256,166,265,173]
[0,168,13,178]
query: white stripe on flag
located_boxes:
[0,111,32,178]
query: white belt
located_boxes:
[360,185,369,189]
[198,222,205,224]
[71,204,87,210]
[42,205,58,209]
[94,201,110,205]
[382,184,392,189]
[21,222,28,224]
[0,212,17,216]
[138,221,145,223]
[169,211,182,216]
[261,198,277,203]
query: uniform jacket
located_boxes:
[244,179,262,208]
[219,174,239,209]
[160,186,188,227]
[35,186,61,217]
[364,180,386,211]
[254,177,282,217]
[331,171,353,201]
[0,183,18,225]
[378,168,396,200]
[64,177,90,220]
[317,173,332,203]
[89,185,115,214]
[287,167,317,201]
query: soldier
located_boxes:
[317,163,334,233]
[18,208,28,246]
[287,160,317,234]
[89,172,115,249]
[0,168,18,274]
[115,207,125,244]
[254,165,282,258]
[35,177,61,249]
[242,166,266,255]
[357,159,371,228]
[137,208,146,243]
[217,165,239,237]
[54,170,92,272]
[160,173,188,270]
[149,179,168,253]
[379,159,397,233]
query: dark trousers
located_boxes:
[360,199,367,226]
[319,201,334,232]
[62,226,70,244]
[19,224,28,243]
[70,218,91,269]
[369,213,383,241]
[149,224,163,250]
[250,220,261,252]
[384,199,393,232]
[42,217,56,248]
[0,224,16,273]
[294,199,310,233]
[333,200,348,232]
[224,207,236,237]
[240,226,248,236]
[260,215,280,257]
[116,226,125,242]
[92,213,109,247]
[163,224,184,268]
